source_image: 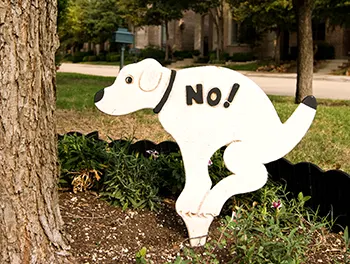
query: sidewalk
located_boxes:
[58,63,350,83]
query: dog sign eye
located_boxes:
[125,76,133,84]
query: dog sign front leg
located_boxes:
[175,146,214,247]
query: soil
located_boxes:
[59,191,348,264]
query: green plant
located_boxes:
[180,183,330,263]
[106,52,120,62]
[72,51,91,63]
[155,152,185,197]
[140,46,165,63]
[229,52,255,62]
[101,148,161,211]
[58,134,109,192]
[135,247,148,264]
[83,55,99,62]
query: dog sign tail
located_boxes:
[258,95,317,164]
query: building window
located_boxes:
[313,21,326,41]
[231,21,239,44]
[229,18,255,45]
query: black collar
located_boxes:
[153,70,177,114]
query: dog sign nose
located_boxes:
[94,89,104,103]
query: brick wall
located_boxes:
[326,24,345,58]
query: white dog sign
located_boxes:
[94,58,317,247]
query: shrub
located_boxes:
[229,52,255,62]
[315,42,335,60]
[101,149,161,211]
[192,50,201,57]
[82,56,99,62]
[106,52,120,62]
[97,54,106,61]
[195,56,209,63]
[58,134,109,192]
[72,52,91,63]
[173,50,194,59]
[140,46,165,62]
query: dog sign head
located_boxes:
[94,59,173,115]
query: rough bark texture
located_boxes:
[0,1,71,263]
[210,3,224,61]
[294,0,314,103]
[274,28,281,65]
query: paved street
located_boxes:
[58,63,350,100]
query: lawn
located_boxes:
[56,72,350,173]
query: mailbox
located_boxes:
[111,28,134,70]
[112,28,134,44]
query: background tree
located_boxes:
[293,0,314,103]
[229,0,295,65]
[189,0,225,61]
[314,0,350,26]
[0,0,71,263]
[59,0,124,54]
[119,0,188,61]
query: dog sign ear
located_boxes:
[139,61,163,92]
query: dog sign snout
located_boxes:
[94,89,104,103]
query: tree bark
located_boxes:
[210,8,224,61]
[165,21,170,61]
[274,28,281,65]
[0,1,71,263]
[293,0,314,103]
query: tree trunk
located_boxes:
[0,1,71,263]
[274,28,281,65]
[210,9,224,61]
[165,21,170,61]
[294,0,314,103]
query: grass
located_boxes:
[56,73,115,111]
[56,73,350,173]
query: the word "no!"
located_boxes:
[186,83,240,108]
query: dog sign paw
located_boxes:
[94,58,317,247]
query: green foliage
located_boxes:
[173,50,200,59]
[228,0,295,33]
[83,55,99,62]
[229,52,255,62]
[119,0,188,27]
[106,52,121,62]
[135,247,148,263]
[101,149,161,211]
[58,134,109,191]
[181,183,329,263]
[314,0,350,26]
[58,0,124,50]
[72,51,93,63]
[139,46,172,65]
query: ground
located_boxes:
[60,191,347,264]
